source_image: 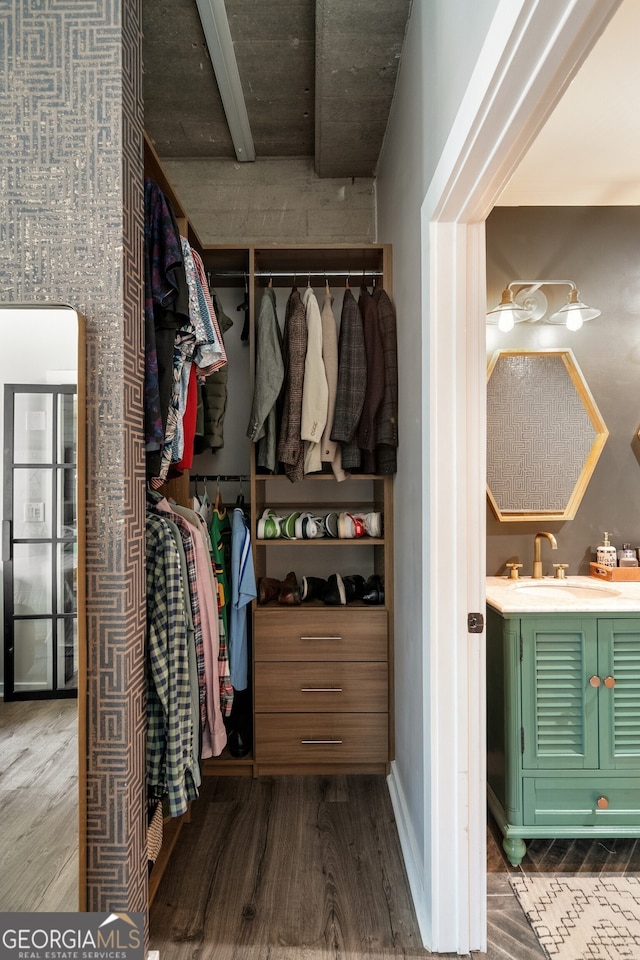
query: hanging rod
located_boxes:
[210,269,383,279]
[190,473,249,482]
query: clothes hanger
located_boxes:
[215,476,224,513]
[235,477,245,509]
[239,272,250,342]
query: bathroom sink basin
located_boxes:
[512,581,620,601]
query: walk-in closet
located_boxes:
[143,137,399,921]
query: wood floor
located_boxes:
[2,703,636,958]
[0,697,78,911]
[151,774,640,960]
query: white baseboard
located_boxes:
[386,761,430,946]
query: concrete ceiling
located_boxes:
[499,0,640,206]
[142,0,411,179]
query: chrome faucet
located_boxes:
[533,531,557,579]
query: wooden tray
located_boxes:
[590,561,640,582]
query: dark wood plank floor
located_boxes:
[151,775,640,960]
[0,698,78,911]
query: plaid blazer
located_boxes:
[277,288,307,481]
[330,288,367,446]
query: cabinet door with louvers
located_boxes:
[521,617,599,771]
[597,618,640,771]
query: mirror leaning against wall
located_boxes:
[0,304,85,911]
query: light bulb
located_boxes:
[566,311,584,332]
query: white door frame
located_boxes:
[424,0,622,952]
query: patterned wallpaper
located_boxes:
[0,1,147,915]
[487,353,597,513]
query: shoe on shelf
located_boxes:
[337,512,366,538]
[323,572,346,605]
[300,513,327,539]
[300,576,327,602]
[258,577,281,604]
[257,508,282,539]
[363,511,383,538]
[281,511,301,539]
[322,512,340,538]
[343,574,365,602]
[362,574,384,605]
[278,570,301,604]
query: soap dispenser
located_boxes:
[596,532,617,568]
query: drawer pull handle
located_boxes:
[604,676,616,688]
[300,635,342,641]
[596,796,609,810]
[589,675,601,687]
[301,739,343,745]
[301,687,343,693]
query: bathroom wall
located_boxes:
[486,206,640,577]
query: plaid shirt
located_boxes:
[146,512,199,817]
[153,501,206,731]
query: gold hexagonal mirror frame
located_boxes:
[487,348,609,522]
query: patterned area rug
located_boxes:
[511,875,640,960]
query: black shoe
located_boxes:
[343,574,365,602]
[228,728,252,758]
[301,576,327,601]
[362,574,384,604]
[323,573,346,605]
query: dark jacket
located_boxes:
[357,286,385,453]
[372,287,399,474]
[277,288,307,482]
[330,288,367,468]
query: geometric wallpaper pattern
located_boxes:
[487,352,597,512]
[0,0,147,918]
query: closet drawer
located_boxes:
[255,712,388,764]
[254,607,387,661]
[254,661,387,713]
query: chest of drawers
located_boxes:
[253,606,390,774]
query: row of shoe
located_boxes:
[257,508,383,540]
[257,571,385,606]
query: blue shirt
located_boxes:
[228,507,256,690]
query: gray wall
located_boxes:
[162,157,375,244]
[486,206,640,577]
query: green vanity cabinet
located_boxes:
[486,605,640,866]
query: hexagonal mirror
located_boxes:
[486,349,608,522]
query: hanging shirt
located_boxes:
[229,507,256,691]
[145,512,199,817]
[246,287,284,473]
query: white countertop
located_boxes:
[486,575,640,614]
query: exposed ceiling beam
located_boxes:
[195,0,256,161]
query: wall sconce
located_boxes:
[486,281,601,333]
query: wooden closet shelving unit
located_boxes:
[197,242,395,778]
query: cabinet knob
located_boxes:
[596,796,609,810]
[589,675,601,687]
[604,676,616,688]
